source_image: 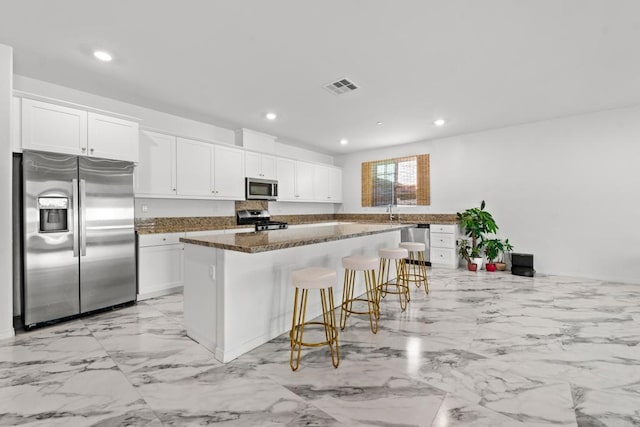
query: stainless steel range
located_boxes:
[237,209,288,231]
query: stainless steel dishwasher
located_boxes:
[400,224,431,266]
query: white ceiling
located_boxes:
[2,0,640,154]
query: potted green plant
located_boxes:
[483,238,502,272]
[495,238,514,271]
[457,238,477,271]
[456,200,498,270]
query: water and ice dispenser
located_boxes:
[38,197,69,232]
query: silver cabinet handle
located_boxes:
[90,148,94,154]
[79,179,87,256]
[81,147,86,152]
[72,178,79,257]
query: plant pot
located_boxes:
[471,257,484,270]
[467,262,478,272]
[495,262,506,271]
[486,263,497,272]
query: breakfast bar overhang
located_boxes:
[180,223,411,363]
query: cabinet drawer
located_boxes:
[430,224,456,234]
[138,232,185,247]
[430,247,458,266]
[430,232,456,249]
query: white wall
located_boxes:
[1,45,14,339]
[275,141,334,164]
[336,106,640,284]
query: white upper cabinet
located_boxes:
[213,145,245,199]
[313,164,330,202]
[88,112,139,162]
[294,161,314,201]
[136,130,177,196]
[20,98,139,162]
[329,167,343,203]
[245,151,276,180]
[313,164,343,203]
[22,98,88,156]
[276,157,296,201]
[176,138,213,197]
[176,138,245,200]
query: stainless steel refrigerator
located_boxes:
[22,150,136,327]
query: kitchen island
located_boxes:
[180,223,410,362]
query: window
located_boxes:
[361,154,430,207]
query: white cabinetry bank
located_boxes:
[136,129,343,203]
[430,224,460,268]
[180,223,409,363]
[18,96,139,162]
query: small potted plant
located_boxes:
[457,200,498,270]
[483,239,502,272]
[457,238,478,271]
[495,238,514,271]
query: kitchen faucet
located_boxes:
[387,204,397,221]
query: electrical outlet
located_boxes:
[141,204,148,213]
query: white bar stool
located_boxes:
[290,267,339,371]
[340,255,380,334]
[378,247,410,311]
[399,242,429,295]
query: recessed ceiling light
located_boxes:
[340,139,349,145]
[93,50,113,62]
[433,119,446,126]
[376,121,383,125]
[265,112,277,120]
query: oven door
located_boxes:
[246,177,278,200]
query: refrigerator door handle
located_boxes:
[80,178,87,256]
[72,178,80,257]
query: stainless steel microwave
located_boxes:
[245,177,278,201]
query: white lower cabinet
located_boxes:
[138,232,185,300]
[430,224,459,268]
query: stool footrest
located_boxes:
[290,321,338,347]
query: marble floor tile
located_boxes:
[2,268,640,426]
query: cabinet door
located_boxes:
[138,244,183,299]
[313,164,330,202]
[22,98,87,155]
[295,161,314,201]
[276,158,296,201]
[136,130,176,196]
[176,138,213,197]
[213,145,245,199]
[87,112,139,162]
[329,167,343,202]
[245,151,262,178]
[261,154,277,180]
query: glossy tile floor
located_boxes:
[1,269,640,426]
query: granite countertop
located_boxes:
[179,223,413,253]
[136,213,458,234]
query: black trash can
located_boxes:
[511,253,535,277]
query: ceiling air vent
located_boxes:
[323,78,359,95]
